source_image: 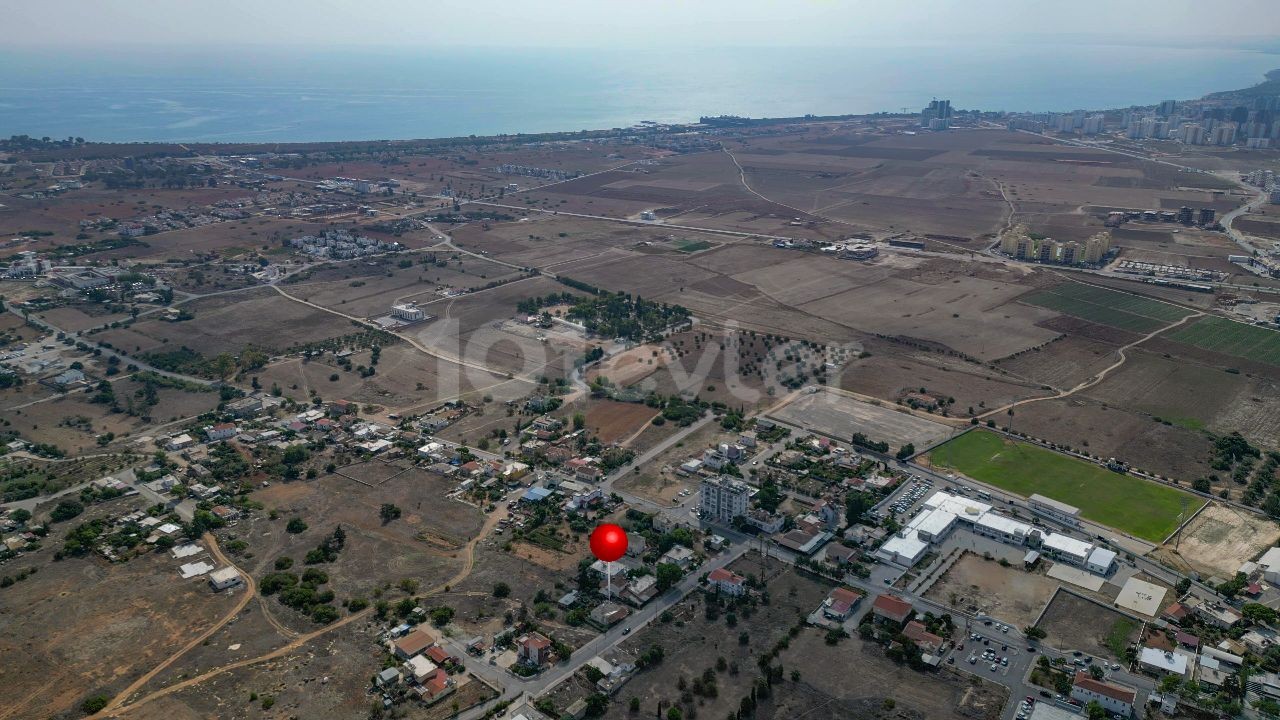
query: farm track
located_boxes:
[978,309,1204,420]
[105,500,510,717]
[101,534,255,715]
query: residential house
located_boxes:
[589,601,631,628]
[375,667,402,687]
[415,668,454,704]
[204,423,237,442]
[226,396,263,418]
[166,433,195,451]
[1138,647,1191,677]
[425,645,455,666]
[821,587,864,621]
[621,574,659,606]
[393,628,436,660]
[902,621,945,654]
[1161,602,1189,625]
[824,544,858,566]
[1071,671,1137,717]
[871,594,914,626]
[403,655,438,682]
[517,632,553,666]
[660,546,696,569]
[208,567,242,591]
[706,568,747,596]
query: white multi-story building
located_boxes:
[700,475,751,523]
[391,302,426,322]
[1212,124,1238,146]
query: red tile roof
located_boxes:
[708,568,745,585]
[1073,671,1136,704]
[426,645,451,664]
[903,621,945,651]
[872,593,913,621]
[520,632,551,650]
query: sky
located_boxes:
[3,0,1279,50]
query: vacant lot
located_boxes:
[1165,315,1280,367]
[584,399,658,444]
[599,553,836,720]
[1021,282,1192,333]
[0,499,240,720]
[770,389,958,451]
[760,631,1007,720]
[924,552,1059,630]
[1036,589,1141,661]
[926,430,1203,542]
[1152,502,1280,579]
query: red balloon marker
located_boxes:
[590,523,628,563]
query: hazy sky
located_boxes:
[4,0,1279,49]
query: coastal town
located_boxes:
[5,20,1280,720]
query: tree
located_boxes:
[10,508,31,524]
[573,412,586,431]
[1244,603,1278,624]
[655,562,683,592]
[1023,626,1047,641]
[286,518,308,534]
[81,695,109,714]
[1084,701,1107,720]
[895,443,915,460]
[666,708,683,720]
[379,503,402,524]
[584,693,609,717]
[845,491,870,526]
[210,352,236,380]
[50,499,84,522]
[493,582,511,598]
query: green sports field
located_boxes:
[927,430,1203,542]
[1165,316,1280,367]
[1022,282,1192,334]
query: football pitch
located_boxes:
[1022,282,1192,334]
[927,430,1203,542]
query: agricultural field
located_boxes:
[1165,315,1280,367]
[1020,281,1193,334]
[925,430,1203,542]
[769,389,959,451]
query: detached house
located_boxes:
[871,594,914,626]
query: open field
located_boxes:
[594,554,837,720]
[924,552,1060,630]
[99,287,357,357]
[926,430,1203,542]
[770,388,958,451]
[0,499,241,720]
[1006,397,1214,483]
[583,399,658,444]
[1021,281,1193,333]
[1165,315,1280,367]
[1035,589,1141,661]
[762,630,1007,720]
[1151,502,1280,580]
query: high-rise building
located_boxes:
[1158,99,1177,117]
[1036,239,1057,263]
[999,223,1030,256]
[1056,114,1075,133]
[1082,115,1105,135]
[1199,208,1217,226]
[1177,206,1194,225]
[700,476,751,524]
[1059,241,1079,265]
[1212,125,1238,146]
[1084,232,1112,264]
[1178,124,1205,145]
[1139,117,1158,139]
[920,99,952,128]
[1247,138,1273,149]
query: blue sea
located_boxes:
[0,44,1275,143]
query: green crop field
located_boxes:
[1022,282,1192,333]
[1165,316,1280,367]
[927,430,1202,542]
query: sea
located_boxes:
[0,44,1276,144]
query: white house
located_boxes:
[1071,671,1137,717]
[208,567,243,591]
[1139,647,1191,677]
